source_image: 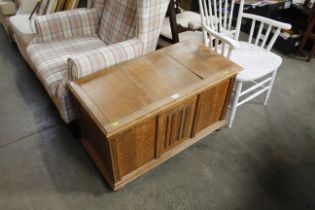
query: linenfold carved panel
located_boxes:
[157,97,197,155]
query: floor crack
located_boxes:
[0,123,59,149]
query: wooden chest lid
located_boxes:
[69,41,241,136]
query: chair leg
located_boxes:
[264,69,278,106]
[228,82,242,128]
[307,43,315,62]
[297,34,308,56]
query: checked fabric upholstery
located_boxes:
[27,0,170,123]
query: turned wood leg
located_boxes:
[298,35,308,55]
[298,13,315,55]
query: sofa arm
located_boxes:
[34,8,100,43]
[0,1,17,16]
[68,39,144,80]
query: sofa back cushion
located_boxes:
[137,0,170,53]
[97,0,137,45]
[93,0,106,14]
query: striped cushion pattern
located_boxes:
[68,39,143,80]
[97,0,137,45]
[27,35,106,122]
[69,0,170,81]
[34,8,100,43]
[94,0,106,15]
[137,0,170,53]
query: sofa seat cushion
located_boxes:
[27,34,106,122]
[0,0,17,16]
[9,14,36,45]
[27,35,106,97]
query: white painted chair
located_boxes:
[199,0,291,127]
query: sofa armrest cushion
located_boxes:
[0,1,17,16]
[68,39,143,80]
[34,8,100,43]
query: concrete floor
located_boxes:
[0,27,315,210]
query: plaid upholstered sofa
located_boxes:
[26,0,170,123]
[9,0,57,61]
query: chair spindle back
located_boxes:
[198,0,244,39]
[204,27,238,58]
[245,14,284,51]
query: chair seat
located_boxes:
[161,11,201,39]
[231,42,282,82]
[178,11,201,30]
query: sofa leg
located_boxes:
[69,120,81,139]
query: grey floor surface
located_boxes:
[0,26,315,210]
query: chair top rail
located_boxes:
[199,0,240,32]
[242,13,291,30]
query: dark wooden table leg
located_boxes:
[169,0,180,43]
[298,5,315,61]
[308,43,315,62]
